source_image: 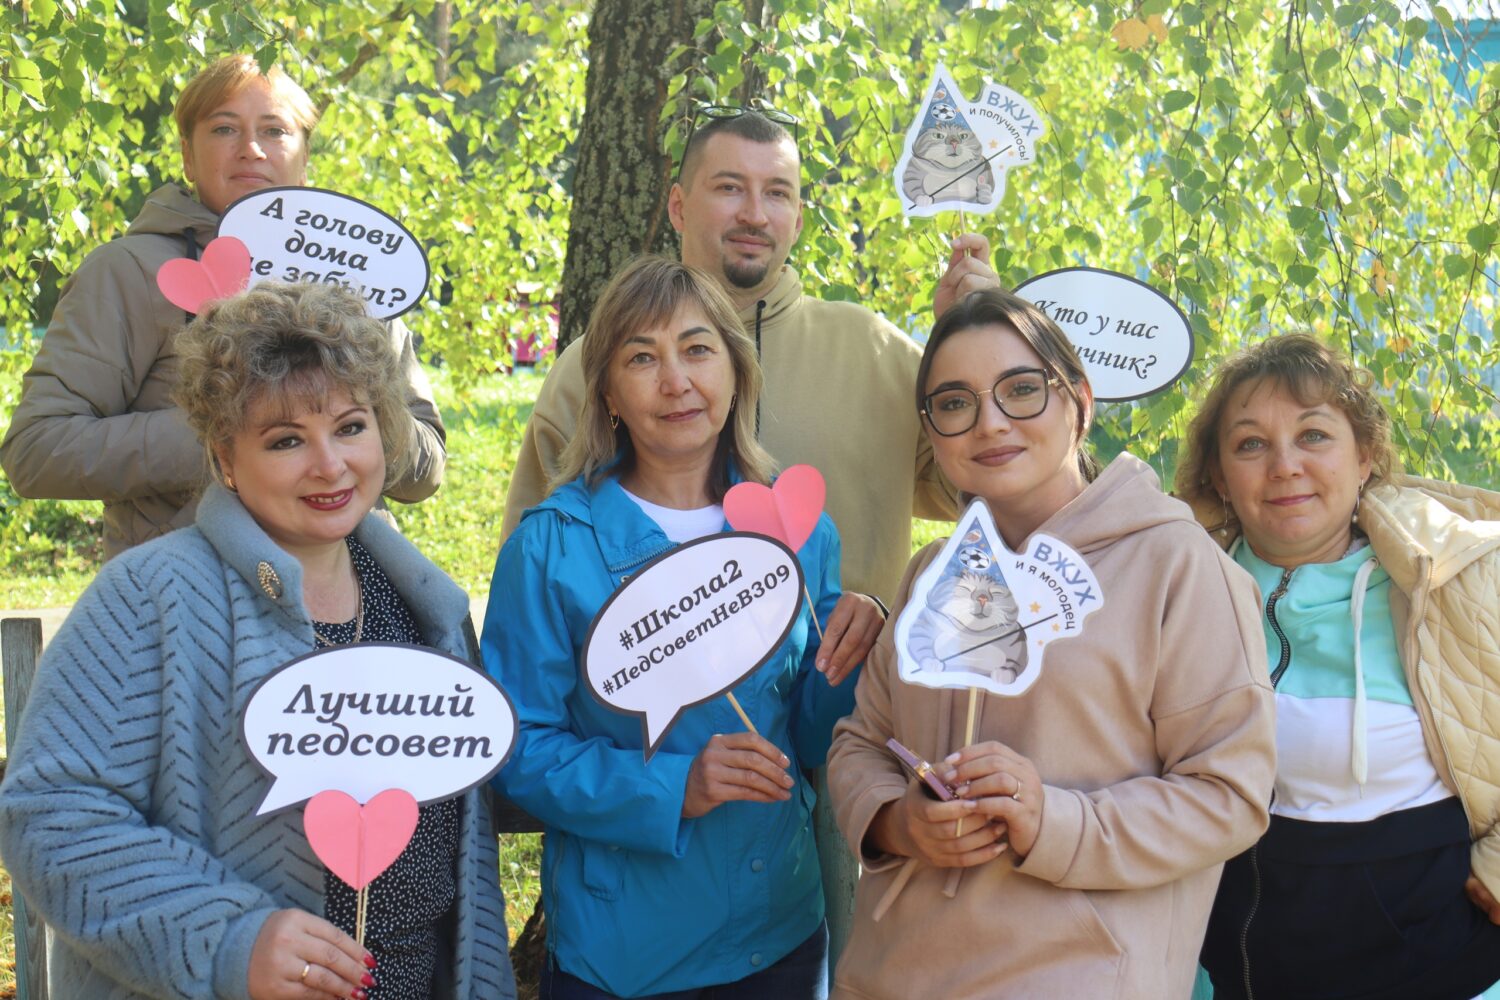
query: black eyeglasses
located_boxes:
[677,103,801,175]
[922,368,1060,437]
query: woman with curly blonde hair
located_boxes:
[0,282,513,1000]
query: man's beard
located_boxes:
[720,227,777,290]
[723,256,771,290]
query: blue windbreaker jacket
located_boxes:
[483,470,858,997]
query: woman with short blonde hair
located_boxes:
[0,54,445,559]
[0,280,513,1000]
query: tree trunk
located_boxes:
[733,0,769,107]
[557,0,713,351]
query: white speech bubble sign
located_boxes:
[241,643,516,815]
[219,187,429,320]
[1013,267,1193,401]
[583,533,804,760]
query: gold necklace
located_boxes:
[312,557,365,647]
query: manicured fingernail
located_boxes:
[352,990,367,1000]
[816,655,827,671]
[944,752,961,764]
[995,842,1009,855]
[780,753,790,766]
[363,954,377,969]
[362,972,375,987]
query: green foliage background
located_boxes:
[2,0,1498,600]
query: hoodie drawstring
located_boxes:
[753,299,765,437]
[1349,556,1378,786]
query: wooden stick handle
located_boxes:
[355,885,367,946]
[725,691,759,736]
[802,584,824,641]
[955,687,980,837]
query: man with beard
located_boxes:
[503,110,995,609]
[498,107,999,969]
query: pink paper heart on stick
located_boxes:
[156,236,252,314]
[724,464,826,553]
[303,788,419,890]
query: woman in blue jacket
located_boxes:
[483,255,882,1000]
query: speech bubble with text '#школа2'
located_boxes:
[583,533,804,760]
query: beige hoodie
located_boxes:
[1,184,446,558]
[827,454,1276,1000]
[498,265,957,604]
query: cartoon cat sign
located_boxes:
[894,498,1102,697]
[894,63,1046,219]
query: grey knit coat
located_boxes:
[0,485,515,999]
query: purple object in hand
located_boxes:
[886,737,956,801]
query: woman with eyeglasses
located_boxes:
[824,288,1277,999]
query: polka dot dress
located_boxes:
[314,537,460,1000]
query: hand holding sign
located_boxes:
[583,533,804,759]
[895,498,1103,834]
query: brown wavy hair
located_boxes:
[1174,332,1399,526]
[172,281,413,489]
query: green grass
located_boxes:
[392,369,541,596]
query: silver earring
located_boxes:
[1352,480,1365,523]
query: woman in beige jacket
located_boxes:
[826,288,1277,1000]
[0,55,445,558]
[1177,333,1500,1000]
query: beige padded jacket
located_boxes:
[1358,476,1500,897]
[1192,474,1500,897]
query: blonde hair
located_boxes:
[1174,332,1399,528]
[172,281,413,489]
[552,255,774,498]
[174,55,319,140]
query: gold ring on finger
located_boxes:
[300,962,312,982]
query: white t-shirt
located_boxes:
[621,488,724,544]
